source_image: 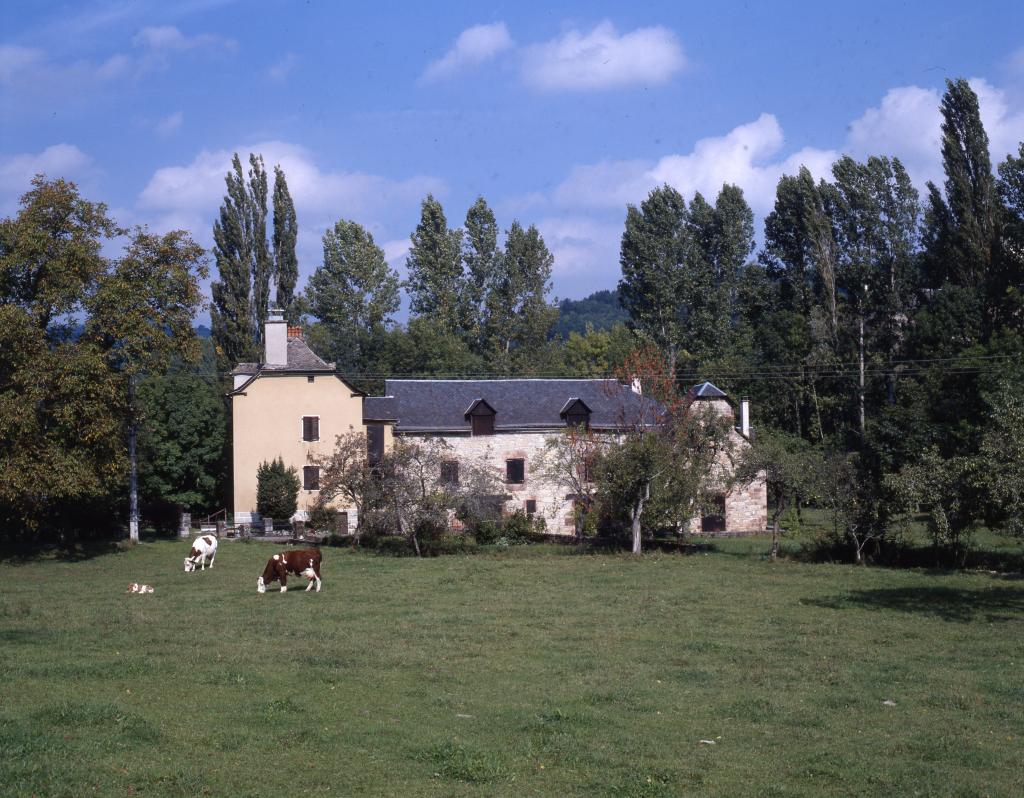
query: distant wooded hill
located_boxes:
[550,289,629,339]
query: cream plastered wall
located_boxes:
[231,373,366,524]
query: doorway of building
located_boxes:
[701,495,726,533]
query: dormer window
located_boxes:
[559,398,592,430]
[465,399,496,436]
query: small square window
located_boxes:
[303,466,320,491]
[441,461,459,486]
[506,458,525,484]
[525,499,537,517]
[307,376,315,383]
[302,416,319,442]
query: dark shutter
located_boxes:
[506,458,525,484]
[303,416,319,441]
[566,410,590,429]
[441,461,459,485]
[303,466,320,491]
[471,413,494,436]
[367,423,385,466]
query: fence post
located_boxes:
[264,517,274,536]
[179,512,191,538]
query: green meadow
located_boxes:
[1,538,1022,797]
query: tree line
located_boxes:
[1,77,1020,555]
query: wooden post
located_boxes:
[216,520,225,537]
[264,517,274,536]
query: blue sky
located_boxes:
[3,0,1023,313]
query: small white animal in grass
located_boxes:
[126,582,155,594]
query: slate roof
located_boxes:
[689,381,728,399]
[363,396,398,422]
[231,337,335,376]
[380,379,665,433]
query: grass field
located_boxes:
[2,537,1022,797]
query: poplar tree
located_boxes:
[618,185,688,366]
[211,154,257,365]
[405,195,465,332]
[462,196,500,349]
[273,165,299,322]
[485,221,558,362]
[211,153,295,366]
[923,79,997,290]
[305,219,400,373]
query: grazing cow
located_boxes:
[183,535,218,572]
[126,583,154,594]
[257,548,322,593]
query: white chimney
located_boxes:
[265,308,287,366]
[740,398,751,438]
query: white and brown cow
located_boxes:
[257,548,322,593]
[183,535,218,572]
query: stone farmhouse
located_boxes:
[229,312,767,535]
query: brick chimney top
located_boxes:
[287,326,303,339]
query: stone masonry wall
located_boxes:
[411,425,768,536]
[421,431,577,533]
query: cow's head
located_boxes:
[183,557,196,572]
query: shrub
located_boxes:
[307,503,338,534]
[256,457,300,521]
[502,510,545,544]
[472,519,502,545]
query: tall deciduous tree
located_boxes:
[211,154,257,366]
[87,229,207,541]
[923,79,997,290]
[462,196,500,349]
[137,350,227,523]
[405,195,465,332]
[272,164,299,322]
[0,177,124,538]
[827,155,919,434]
[211,153,298,366]
[305,219,400,373]
[248,155,272,348]
[619,185,688,366]
[485,220,557,364]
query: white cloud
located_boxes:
[845,78,1024,186]
[846,84,944,186]
[421,22,513,83]
[0,43,129,89]
[155,110,184,136]
[139,141,443,221]
[970,78,1024,164]
[521,21,685,91]
[0,45,45,84]
[136,141,446,279]
[132,25,236,54]
[554,113,836,216]
[1,25,234,105]
[267,53,298,83]
[0,144,96,212]
[536,215,620,277]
